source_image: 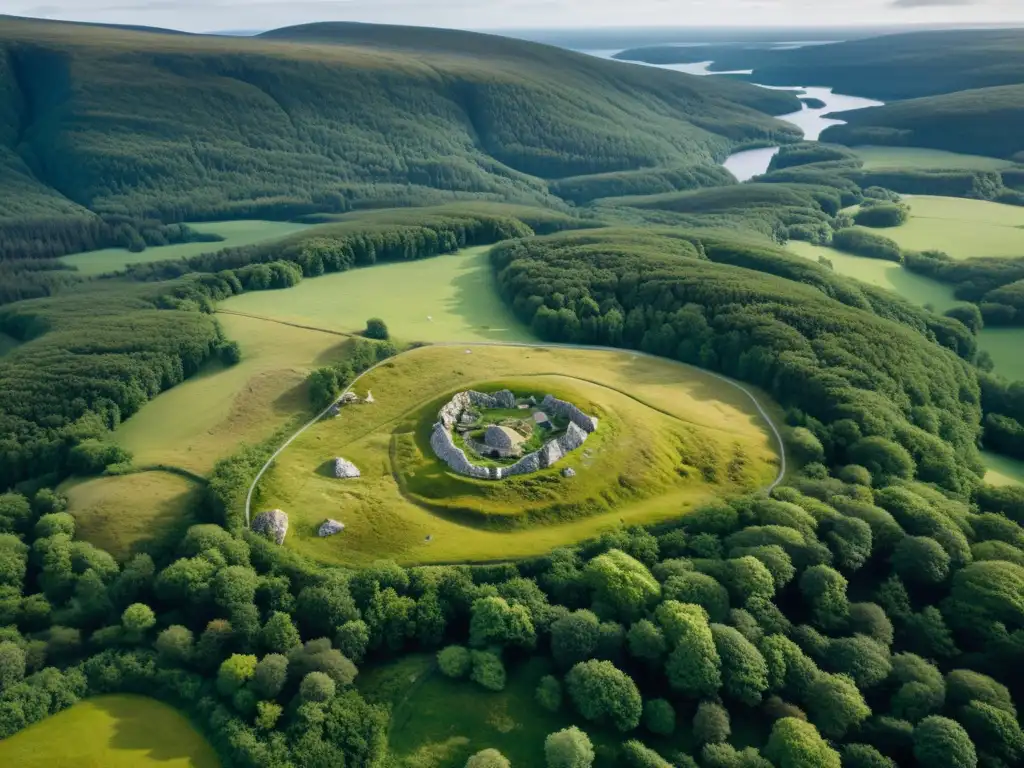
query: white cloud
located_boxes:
[5,0,1023,33]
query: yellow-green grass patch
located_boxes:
[115,313,353,475]
[853,146,1015,172]
[61,471,202,560]
[221,246,535,344]
[981,450,1024,487]
[785,241,959,311]
[60,220,311,275]
[0,695,219,768]
[256,345,779,566]
[979,328,1024,383]
[869,196,1024,260]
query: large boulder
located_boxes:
[334,458,361,479]
[318,519,345,537]
[252,509,289,545]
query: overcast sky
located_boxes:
[6,0,1024,34]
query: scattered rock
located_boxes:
[252,509,289,545]
[334,458,361,479]
[318,519,345,537]
[425,534,433,542]
[562,468,576,478]
[340,391,359,404]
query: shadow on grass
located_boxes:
[98,695,219,767]
[445,251,535,343]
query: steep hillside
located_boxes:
[822,84,1024,159]
[0,17,801,260]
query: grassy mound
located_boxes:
[61,471,203,561]
[0,695,219,768]
[255,345,779,566]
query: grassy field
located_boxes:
[60,220,310,275]
[981,450,1024,487]
[221,246,534,343]
[359,654,764,767]
[115,313,354,475]
[852,146,1015,171]
[785,241,959,311]
[979,328,1024,384]
[0,695,219,768]
[256,344,779,566]
[872,196,1024,260]
[60,471,203,560]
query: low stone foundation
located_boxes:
[430,390,596,480]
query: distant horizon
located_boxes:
[4,0,1023,37]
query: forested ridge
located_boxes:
[0,16,800,261]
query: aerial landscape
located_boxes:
[2,0,1024,765]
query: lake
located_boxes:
[582,47,883,180]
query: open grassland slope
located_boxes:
[60,470,202,560]
[0,16,799,260]
[852,146,1017,172]
[255,345,779,566]
[114,314,355,475]
[220,245,534,344]
[0,694,220,768]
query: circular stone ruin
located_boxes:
[429,389,597,480]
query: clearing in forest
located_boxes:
[59,220,311,276]
[220,246,534,343]
[852,146,1015,172]
[60,471,203,561]
[114,313,354,475]
[255,345,780,566]
[0,695,219,768]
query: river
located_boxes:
[582,48,884,180]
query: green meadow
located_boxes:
[59,220,311,275]
[852,146,1015,171]
[876,195,1024,260]
[0,695,219,768]
[785,240,959,311]
[61,471,203,560]
[115,312,353,475]
[221,246,535,343]
[256,344,779,567]
[981,450,1024,487]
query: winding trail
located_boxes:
[243,340,787,528]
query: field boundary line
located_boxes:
[244,341,787,528]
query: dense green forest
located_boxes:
[0,17,800,261]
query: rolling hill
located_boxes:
[0,16,802,260]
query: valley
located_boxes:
[2,15,1024,768]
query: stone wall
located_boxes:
[431,389,595,481]
[541,394,599,433]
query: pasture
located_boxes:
[981,450,1024,487]
[0,695,219,768]
[59,220,310,275]
[61,471,202,560]
[255,344,779,566]
[875,196,1024,260]
[115,313,353,475]
[221,246,534,343]
[979,328,1024,384]
[852,146,1015,171]
[785,241,958,311]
